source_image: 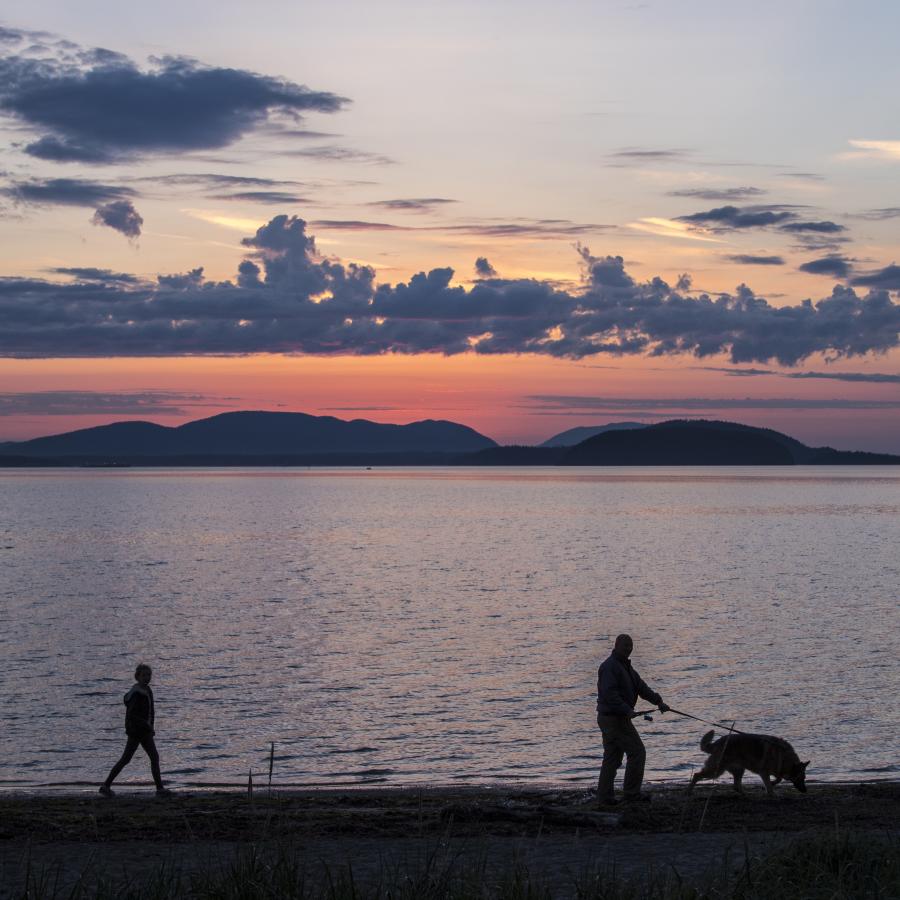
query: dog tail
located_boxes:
[700,730,716,752]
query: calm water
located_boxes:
[1,467,898,789]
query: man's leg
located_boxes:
[619,718,647,798]
[139,735,164,790]
[104,736,140,787]
[597,716,626,802]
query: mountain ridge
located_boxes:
[539,422,647,447]
[0,410,497,458]
[1,414,898,466]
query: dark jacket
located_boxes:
[597,652,661,717]
[124,683,155,738]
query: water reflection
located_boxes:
[0,467,898,787]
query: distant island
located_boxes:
[539,422,647,447]
[1,412,898,466]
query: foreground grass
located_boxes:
[14,831,900,900]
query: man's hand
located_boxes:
[658,702,670,713]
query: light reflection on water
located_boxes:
[0,466,898,788]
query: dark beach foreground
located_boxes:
[1,782,898,898]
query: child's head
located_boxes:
[134,663,152,684]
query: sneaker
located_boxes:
[155,787,174,797]
[624,792,652,803]
[98,785,114,798]
[597,796,619,807]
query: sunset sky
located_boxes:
[1,0,899,450]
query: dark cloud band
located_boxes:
[524,395,900,411]
[1,215,898,365]
[0,41,346,164]
[0,390,220,416]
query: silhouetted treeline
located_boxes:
[2,416,898,466]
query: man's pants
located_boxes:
[104,734,163,789]
[597,714,646,799]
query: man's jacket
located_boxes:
[596,653,661,717]
[123,684,155,738]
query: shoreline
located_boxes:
[2,783,897,897]
[1,774,896,795]
[4,781,897,842]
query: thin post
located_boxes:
[698,721,736,832]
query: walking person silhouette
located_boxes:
[596,634,669,805]
[100,663,172,797]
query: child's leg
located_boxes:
[104,736,140,787]
[140,735,164,789]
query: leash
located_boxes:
[666,706,744,733]
[635,706,745,734]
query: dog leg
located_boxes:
[761,773,775,798]
[689,761,720,794]
[729,767,745,795]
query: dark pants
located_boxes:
[597,714,646,800]
[104,733,163,789]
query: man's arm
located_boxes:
[634,671,666,709]
[598,665,635,716]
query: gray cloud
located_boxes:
[786,371,900,384]
[212,190,310,204]
[307,218,607,237]
[856,208,900,221]
[140,173,306,189]
[0,38,346,164]
[778,172,824,181]
[441,219,608,237]
[850,264,900,291]
[320,406,405,411]
[724,254,785,266]
[367,198,457,212]
[679,205,797,229]
[669,187,766,201]
[284,146,393,165]
[3,177,134,206]
[475,257,497,278]
[679,204,852,247]
[1,215,898,364]
[780,220,846,234]
[524,395,900,411]
[697,366,776,377]
[92,199,143,238]
[50,267,140,284]
[788,234,853,253]
[2,176,143,238]
[157,267,204,289]
[0,390,220,416]
[268,128,336,139]
[799,255,853,278]
[311,219,407,231]
[697,366,900,384]
[609,147,689,164]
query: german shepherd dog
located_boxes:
[689,730,809,797]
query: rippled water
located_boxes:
[1,467,898,789]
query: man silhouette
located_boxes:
[99,663,172,797]
[596,634,668,805]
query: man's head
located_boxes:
[613,634,633,658]
[134,663,152,685]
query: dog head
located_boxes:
[790,760,810,793]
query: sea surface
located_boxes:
[1,467,898,790]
